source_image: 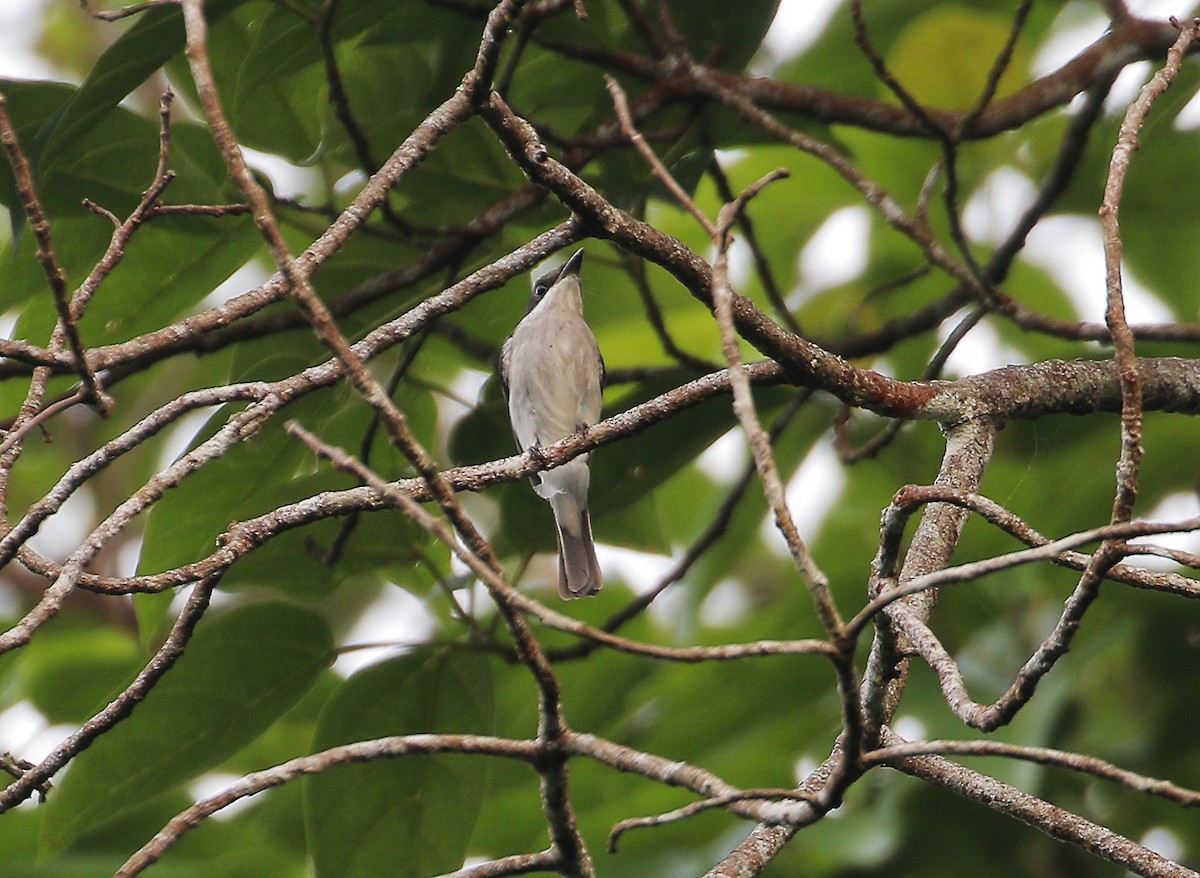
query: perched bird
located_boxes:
[500,248,604,599]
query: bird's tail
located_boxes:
[550,493,602,599]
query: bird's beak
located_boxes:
[559,248,585,279]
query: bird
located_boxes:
[499,248,604,599]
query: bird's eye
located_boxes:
[534,283,549,299]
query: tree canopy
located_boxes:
[1,1,1200,877]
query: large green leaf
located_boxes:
[0,79,75,224]
[199,3,325,163]
[1119,125,1200,321]
[306,649,496,878]
[40,602,334,854]
[34,0,246,181]
[0,81,260,348]
[886,7,1031,110]
[137,363,434,594]
[19,626,144,725]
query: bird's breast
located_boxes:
[506,311,602,448]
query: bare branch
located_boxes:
[81,0,179,22]
[883,728,1200,878]
[610,788,817,851]
[711,174,840,636]
[430,851,561,878]
[0,576,219,810]
[0,93,109,411]
[866,738,1200,808]
[115,734,541,877]
[1100,18,1200,523]
[605,74,716,238]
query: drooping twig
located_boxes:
[0,94,109,411]
[605,74,716,238]
[1100,19,1200,525]
[0,575,219,810]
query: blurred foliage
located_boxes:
[0,1,1198,877]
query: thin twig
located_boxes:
[707,152,799,334]
[0,386,89,459]
[81,0,179,22]
[609,788,818,851]
[849,514,1200,638]
[0,93,109,411]
[1100,19,1200,525]
[430,850,561,878]
[74,90,179,321]
[627,254,721,372]
[287,421,833,666]
[605,74,716,238]
[114,734,541,877]
[0,576,218,810]
[865,738,1200,807]
[149,202,251,217]
[711,171,840,636]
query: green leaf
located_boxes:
[35,0,246,180]
[407,122,533,224]
[669,0,781,73]
[137,413,312,579]
[138,365,434,600]
[20,627,143,725]
[306,649,496,878]
[0,84,260,341]
[40,602,334,854]
[886,6,1030,110]
[207,3,325,163]
[0,80,75,225]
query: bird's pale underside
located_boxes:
[500,249,604,598]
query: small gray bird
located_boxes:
[500,248,604,599]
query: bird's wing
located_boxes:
[498,336,512,402]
